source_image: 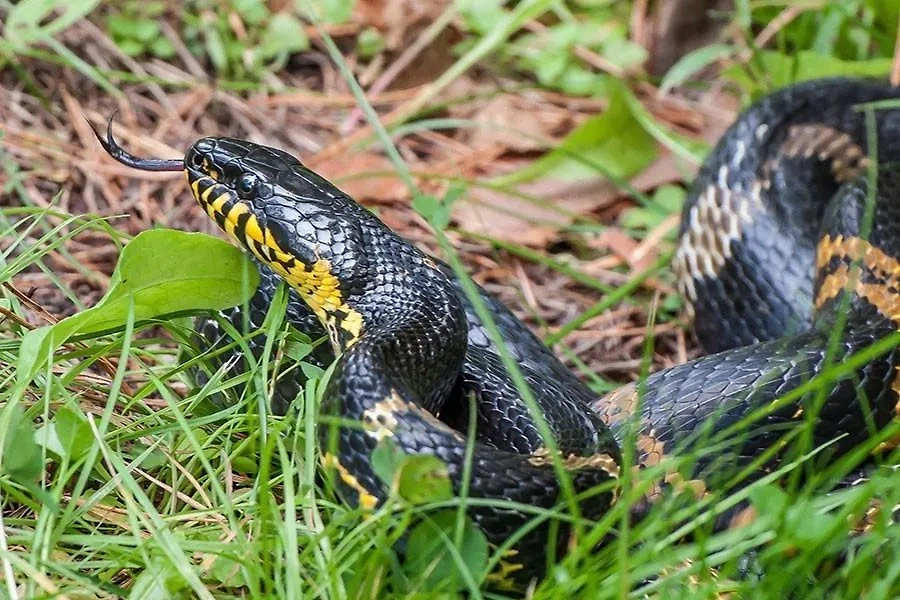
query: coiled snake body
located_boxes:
[98,78,900,587]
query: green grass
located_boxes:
[3,0,900,598]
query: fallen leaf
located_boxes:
[313,152,408,203]
[464,94,575,153]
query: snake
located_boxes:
[94,77,900,589]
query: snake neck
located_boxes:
[328,221,469,414]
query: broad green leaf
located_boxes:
[457,0,507,35]
[311,0,356,24]
[300,362,325,379]
[259,13,309,60]
[372,439,452,504]
[149,37,176,59]
[1,405,42,482]
[371,438,408,489]
[405,510,489,591]
[54,406,92,460]
[724,51,892,95]
[788,501,839,546]
[397,455,453,504]
[203,27,228,73]
[660,44,734,95]
[620,184,685,232]
[749,483,790,517]
[283,339,313,362]
[17,229,259,385]
[34,422,65,457]
[210,555,248,587]
[129,556,189,600]
[231,456,259,475]
[356,27,385,59]
[232,0,268,25]
[493,82,657,186]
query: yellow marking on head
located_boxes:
[190,179,201,198]
[192,185,369,350]
[220,201,249,238]
[199,158,220,181]
[243,214,266,246]
[210,192,229,213]
[200,185,215,206]
[321,453,378,511]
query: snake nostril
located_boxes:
[189,152,204,169]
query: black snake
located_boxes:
[95,77,900,589]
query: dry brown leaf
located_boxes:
[591,226,663,272]
[464,94,575,153]
[314,152,408,203]
[453,176,620,247]
[354,0,451,49]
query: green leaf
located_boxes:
[5,0,101,46]
[371,439,452,504]
[233,0,269,25]
[149,37,176,59]
[494,82,657,186]
[258,13,309,60]
[300,362,325,380]
[412,194,440,220]
[34,423,65,458]
[232,456,259,475]
[660,44,734,95]
[311,0,356,24]
[282,340,313,362]
[397,455,453,504]
[356,27,385,59]
[601,36,647,71]
[129,556,189,600]
[405,510,489,590]
[203,27,229,73]
[210,555,248,587]
[371,438,408,489]
[131,19,161,43]
[1,405,42,483]
[117,38,146,57]
[458,0,507,34]
[16,229,259,385]
[54,406,93,460]
[749,483,790,517]
[724,51,893,95]
[620,184,685,231]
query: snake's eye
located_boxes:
[236,173,258,199]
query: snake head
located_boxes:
[93,116,376,348]
[183,136,379,346]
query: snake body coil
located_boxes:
[98,78,900,588]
